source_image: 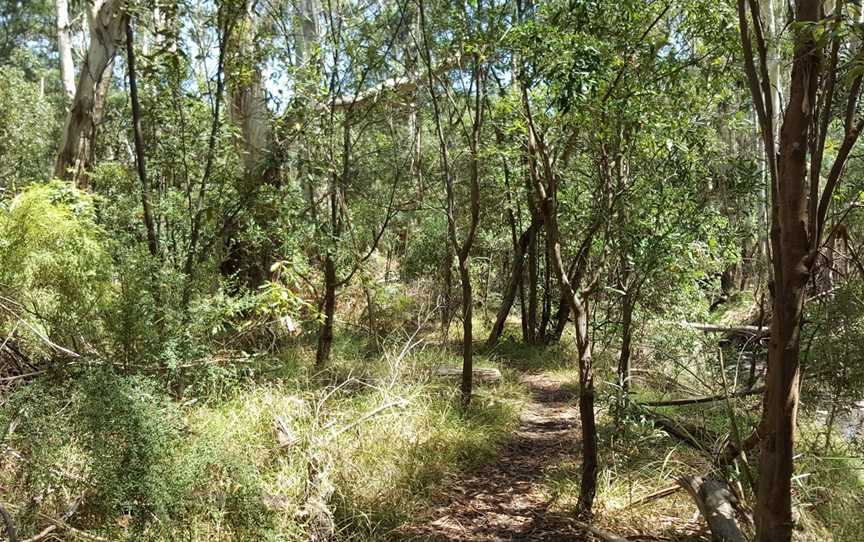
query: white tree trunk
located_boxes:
[231,78,271,175]
[55,0,76,102]
[296,0,321,69]
[229,7,271,176]
[54,0,125,187]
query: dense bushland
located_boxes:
[1,1,864,541]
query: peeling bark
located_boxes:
[54,0,125,187]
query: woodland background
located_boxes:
[0,0,862,541]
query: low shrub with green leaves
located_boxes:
[0,182,113,359]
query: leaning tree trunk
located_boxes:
[549,259,580,343]
[487,223,535,348]
[124,15,159,259]
[55,0,125,187]
[550,292,570,342]
[617,288,635,393]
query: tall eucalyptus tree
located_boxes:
[54,0,125,187]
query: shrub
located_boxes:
[0,182,113,359]
[76,372,186,525]
[0,370,274,540]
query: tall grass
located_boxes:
[0,335,526,541]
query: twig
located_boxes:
[625,485,682,509]
[0,371,46,383]
[324,399,409,437]
[34,513,108,542]
[0,299,80,358]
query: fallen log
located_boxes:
[642,409,719,451]
[677,476,746,542]
[638,386,765,407]
[673,321,767,337]
[434,367,501,383]
[624,484,682,509]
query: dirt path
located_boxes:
[397,374,591,541]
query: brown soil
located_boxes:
[395,374,593,541]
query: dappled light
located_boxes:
[1,0,863,541]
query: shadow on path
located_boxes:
[395,375,591,541]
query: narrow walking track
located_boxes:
[397,374,591,541]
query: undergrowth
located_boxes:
[0,336,527,541]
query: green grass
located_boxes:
[791,423,864,542]
[5,310,861,542]
[0,334,527,541]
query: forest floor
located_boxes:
[397,373,593,541]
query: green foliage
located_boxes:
[2,372,177,533]
[76,372,185,524]
[257,258,320,330]
[0,65,56,189]
[402,214,449,280]
[0,182,112,357]
[793,422,864,542]
[0,1,860,540]
[801,279,864,425]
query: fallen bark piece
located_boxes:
[434,367,501,383]
[677,476,746,542]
